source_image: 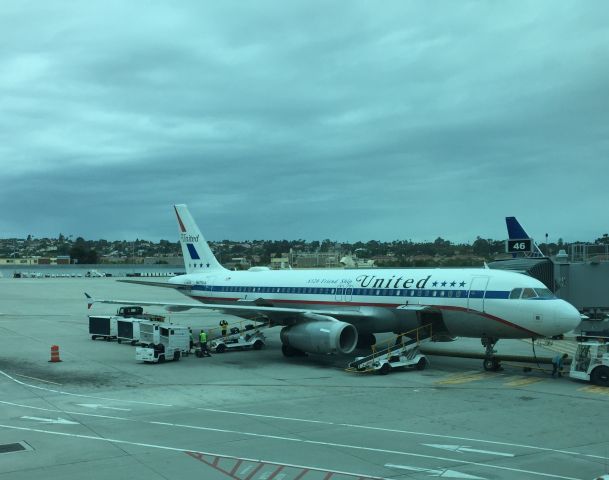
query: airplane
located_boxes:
[88,204,582,371]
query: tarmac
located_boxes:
[1,277,608,480]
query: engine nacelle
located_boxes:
[280,317,358,355]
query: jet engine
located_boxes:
[280,316,358,355]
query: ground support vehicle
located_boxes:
[205,328,266,355]
[570,336,609,387]
[89,316,118,341]
[347,340,428,375]
[136,325,190,363]
[116,305,165,322]
[347,325,431,375]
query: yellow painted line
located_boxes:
[435,372,494,385]
[578,385,609,396]
[504,376,545,387]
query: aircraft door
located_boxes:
[468,276,489,312]
[207,276,218,299]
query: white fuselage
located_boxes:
[169,267,581,339]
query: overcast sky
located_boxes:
[1,1,608,244]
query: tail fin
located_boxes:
[174,204,226,273]
[506,216,531,241]
[505,216,544,257]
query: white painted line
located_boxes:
[199,407,608,461]
[385,463,487,479]
[20,416,79,425]
[423,443,514,457]
[76,403,131,412]
[0,425,391,480]
[13,374,62,386]
[201,408,329,424]
[0,409,587,480]
[0,369,172,407]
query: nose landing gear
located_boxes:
[481,337,502,371]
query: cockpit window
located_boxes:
[509,288,522,299]
[521,288,537,299]
[534,288,555,299]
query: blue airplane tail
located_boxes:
[506,216,530,240]
[505,216,544,257]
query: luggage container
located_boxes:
[89,316,118,341]
[139,321,161,346]
[117,318,146,345]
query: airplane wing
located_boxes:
[85,294,369,324]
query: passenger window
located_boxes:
[521,288,537,299]
[509,288,522,299]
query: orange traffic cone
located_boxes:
[49,345,62,363]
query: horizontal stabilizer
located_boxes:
[117,279,186,289]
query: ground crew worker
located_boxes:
[199,330,211,357]
[189,328,194,352]
[219,319,229,336]
[551,353,568,377]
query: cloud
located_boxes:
[1,1,608,243]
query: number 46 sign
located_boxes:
[506,239,533,253]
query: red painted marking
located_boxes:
[323,472,334,480]
[293,469,310,480]
[267,466,285,480]
[245,462,265,480]
[186,451,204,461]
[229,459,242,476]
[174,206,187,233]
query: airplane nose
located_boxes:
[555,300,582,334]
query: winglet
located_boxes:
[84,292,93,310]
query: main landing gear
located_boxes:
[482,337,502,371]
[356,333,376,349]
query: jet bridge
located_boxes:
[346,324,432,375]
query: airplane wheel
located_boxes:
[416,358,427,371]
[117,339,122,344]
[379,363,391,375]
[253,340,263,350]
[483,359,500,371]
[591,366,609,387]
